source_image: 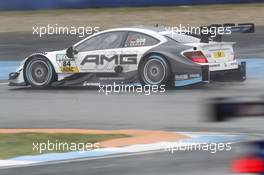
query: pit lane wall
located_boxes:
[0,0,263,10]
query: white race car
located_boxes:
[9,23,253,88]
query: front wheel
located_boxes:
[139,55,171,86]
[25,57,56,88]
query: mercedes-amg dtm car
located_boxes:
[9,23,254,88]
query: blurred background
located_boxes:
[0,0,263,10]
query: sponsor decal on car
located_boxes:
[60,66,79,73]
[80,54,138,65]
[175,74,201,80]
[56,54,79,73]
[56,54,73,61]
[213,51,225,58]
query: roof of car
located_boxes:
[103,26,168,33]
[73,26,169,47]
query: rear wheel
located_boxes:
[25,57,56,88]
[139,55,171,86]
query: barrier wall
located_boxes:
[0,0,263,10]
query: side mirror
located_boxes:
[66,46,78,58]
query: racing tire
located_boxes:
[25,57,56,88]
[139,54,171,86]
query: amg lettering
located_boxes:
[81,54,137,65]
[81,55,99,65]
[100,55,118,65]
[120,54,137,64]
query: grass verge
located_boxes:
[0,132,130,159]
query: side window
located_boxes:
[75,34,105,52]
[124,32,159,47]
[75,32,126,52]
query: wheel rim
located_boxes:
[143,57,166,85]
[27,60,52,86]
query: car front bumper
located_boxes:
[8,69,27,86]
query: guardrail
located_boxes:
[0,0,263,10]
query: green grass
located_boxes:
[0,132,130,159]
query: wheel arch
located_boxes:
[23,54,57,85]
[138,52,174,86]
[138,52,172,71]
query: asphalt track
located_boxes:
[0,27,264,175]
[0,149,238,175]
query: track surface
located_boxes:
[1,79,264,131]
[0,27,264,175]
[1,150,236,175]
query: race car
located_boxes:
[9,23,253,88]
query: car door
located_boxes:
[74,31,127,73]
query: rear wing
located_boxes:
[200,23,255,43]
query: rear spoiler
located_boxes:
[200,23,255,43]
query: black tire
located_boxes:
[139,54,171,86]
[25,57,56,88]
